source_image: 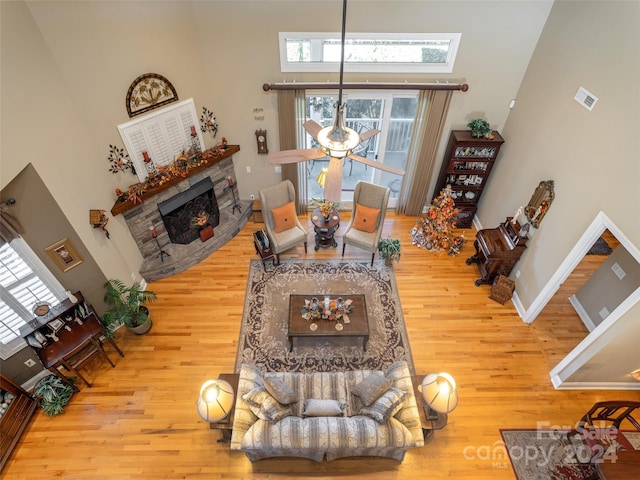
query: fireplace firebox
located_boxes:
[158,177,220,244]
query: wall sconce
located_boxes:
[89,210,110,239]
[196,379,235,424]
[420,372,458,419]
[630,369,640,381]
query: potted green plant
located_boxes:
[34,374,74,417]
[467,119,492,139]
[378,237,401,266]
[102,279,157,336]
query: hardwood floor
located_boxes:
[4,216,638,479]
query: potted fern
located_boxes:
[102,280,157,336]
[378,237,401,266]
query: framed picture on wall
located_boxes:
[45,238,83,272]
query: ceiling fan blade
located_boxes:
[303,120,323,139]
[322,157,343,203]
[268,149,325,164]
[348,154,406,176]
[358,129,381,142]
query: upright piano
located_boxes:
[466,217,527,286]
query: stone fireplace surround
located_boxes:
[120,153,251,282]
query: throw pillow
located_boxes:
[302,399,344,417]
[352,204,380,233]
[263,377,297,405]
[359,387,407,424]
[271,201,296,233]
[242,387,293,424]
[352,374,392,406]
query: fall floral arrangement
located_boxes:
[310,198,340,219]
[111,145,224,205]
[410,186,465,255]
[300,297,353,322]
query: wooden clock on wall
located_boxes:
[255,130,268,154]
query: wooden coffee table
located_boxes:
[288,294,369,352]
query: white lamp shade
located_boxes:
[315,104,360,159]
[196,379,235,422]
[421,372,458,413]
[316,168,328,188]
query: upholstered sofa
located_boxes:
[230,361,424,462]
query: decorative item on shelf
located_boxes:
[65,290,78,304]
[149,225,170,263]
[199,106,218,139]
[467,118,493,139]
[189,125,201,154]
[196,379,235,423]
[411,186,465,255]
[141,150,157,176]
[419,372,458,419]
[126,72,178,118]
[310,198,339,221]
[378,236,401,266]
[89,209,110,238]
[226,176,242,215]
[101,279,157,336]
[107,144,135,175]
[255,129,268,154]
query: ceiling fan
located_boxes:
[267,0,406,203]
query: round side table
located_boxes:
[311,208,340,250]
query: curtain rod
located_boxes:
[263,82,468,92]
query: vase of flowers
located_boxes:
[310,198,340,221]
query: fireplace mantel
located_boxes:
[110,145,240,216]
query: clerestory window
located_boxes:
[280,33,461,73]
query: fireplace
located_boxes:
[158,177,220,244]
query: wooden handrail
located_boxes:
[263,82,468,92]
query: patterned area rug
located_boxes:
[234,259,414,373]
[500,429,640,480]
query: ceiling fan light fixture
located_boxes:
[316,104,360,159]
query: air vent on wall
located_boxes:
[574,86,598,111]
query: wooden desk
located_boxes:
[36,315,123,389]
[597,450,640,480]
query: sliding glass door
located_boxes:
[305,91,417,206]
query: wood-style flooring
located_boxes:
[4,216,638,479]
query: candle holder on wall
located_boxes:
[226,176,242,215]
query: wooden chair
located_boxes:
[567,401,640,480]
[341,181,390,266]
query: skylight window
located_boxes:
[280,33,461,73]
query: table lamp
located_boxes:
[420,372,458,420]
[316,167,328,189]
[196,379,235,424]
